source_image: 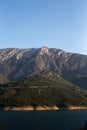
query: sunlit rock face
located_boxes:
[39,46,50,55]
[0,46,87,89]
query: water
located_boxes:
[0,110,87,130]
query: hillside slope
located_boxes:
[71,76,87,89]
[0,72,87,107]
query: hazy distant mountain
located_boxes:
[0,46,87,89]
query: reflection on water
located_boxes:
[77,120,87,130]
[0,120,86,130]
[0,110,87,130]
[0,121,11,130]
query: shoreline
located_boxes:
[0,105,59,111]
[67,105,87,110]
[0,105,87,111]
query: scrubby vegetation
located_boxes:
[0,72,87,107]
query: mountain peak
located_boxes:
[39,46,50,55]
[41,46,48,48]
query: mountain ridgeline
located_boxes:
[0,47,87,89]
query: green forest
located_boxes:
[0,72,87,107]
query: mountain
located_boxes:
[71,76,87,89]
[0,72,87,107]
[0,46,87,89]
[0,74,9,83]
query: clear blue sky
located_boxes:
[0,0,87,54]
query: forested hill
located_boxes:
[0,72,87,107]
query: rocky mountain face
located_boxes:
[0,47,87,88]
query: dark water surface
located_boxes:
[0,110,87,130]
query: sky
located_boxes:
[0,0,87,54]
